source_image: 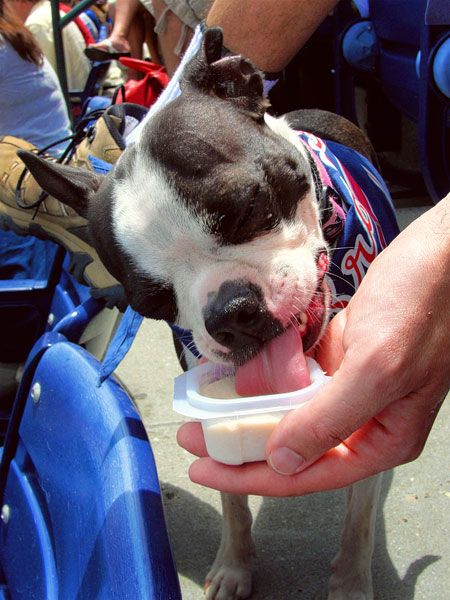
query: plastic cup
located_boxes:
[173,358,329,465]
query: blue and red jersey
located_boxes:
[297,131,399,314]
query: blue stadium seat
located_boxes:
[0,335,181,599]
[335,0,450,202]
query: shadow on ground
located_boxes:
[159,469,439,599]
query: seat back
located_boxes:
[0,338,181,599]
[0,246,106,447]
[0,249,93,363]
[369,0,427,120]
[334,0,450,202]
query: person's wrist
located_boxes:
[429,193,450,267]
[440,193,450,261]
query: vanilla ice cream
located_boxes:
[173,358,329,465]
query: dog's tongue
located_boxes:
[235,324,310,396]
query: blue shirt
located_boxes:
[0,35,71,156]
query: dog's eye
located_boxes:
[248,187,278,226]
[227,187,278,245]
[275,174,310,221]
[239,188,259,224]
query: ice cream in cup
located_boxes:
[173,325,330,465]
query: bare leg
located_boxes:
[142,10,163,65]
[328,474,383,600]
[89,1,159,80]
[152,0,195,77]
[205,493,255,600]
[89,0,141,54]
[124,5,150,79]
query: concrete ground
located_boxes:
[116,204,450,599]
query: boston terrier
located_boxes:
[18,28,398,600]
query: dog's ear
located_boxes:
[181,27,268,121]
[17,150,104,219]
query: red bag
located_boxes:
[114,58,169,108]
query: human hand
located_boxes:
[177,196,450,496]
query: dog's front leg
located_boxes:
[205,492,255,600]
[328,473,383,600]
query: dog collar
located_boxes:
[296,131,347,248]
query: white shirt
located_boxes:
[26,0,91,92]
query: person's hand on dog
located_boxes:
[177,195,450,496]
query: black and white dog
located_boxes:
[20,28,390,600]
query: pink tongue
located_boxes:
[235,324,310,396]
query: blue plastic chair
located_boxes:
[334,0,450,203]
[0,234,181,598]
[0,333,181,599]
[0,248,97,365]
[0,221,95,438]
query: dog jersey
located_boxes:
[98,133,400,380]
[296,131,400,314]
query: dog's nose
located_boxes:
[203,280,280,353]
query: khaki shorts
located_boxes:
[140,0,210,29]
[141,0,211,56]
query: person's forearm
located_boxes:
[416,193,450,277]
[433,192,450,258]
[206,0,339,72]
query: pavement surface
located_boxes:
[115,204,450,600]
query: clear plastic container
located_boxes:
[173,358,329,465]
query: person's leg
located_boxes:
[124,4,151,79]
[142,8,163,65]
[152,0,196,76]
[88,0,141,54]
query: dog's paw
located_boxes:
[204,563,253,600]
[327,592,373,600]
[328,547,374,600]
[327,576,373,600]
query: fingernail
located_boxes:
[269,447,305,475]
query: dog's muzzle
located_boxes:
[202,280,284,363]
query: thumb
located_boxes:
[266,310,384,475]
